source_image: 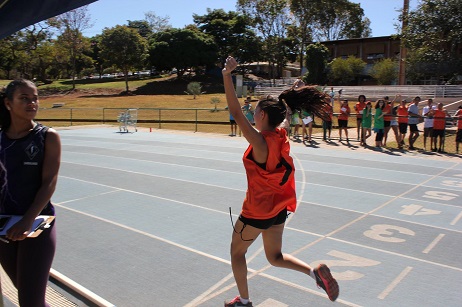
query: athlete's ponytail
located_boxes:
[278,85,331,121]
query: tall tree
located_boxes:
[56,6,93,89]
[148,28,217,77]
[304,43,330,84]
[401,0,462,83]
[127,20,153,39]
[237,0,293,79]
[100,25,148,92]
[291,0,371,42]
[144,11,172,34]
[193,9,261,66]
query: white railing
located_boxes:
[254,84,462,100]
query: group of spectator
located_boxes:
[289,87,461,154]
[229,86,462,155]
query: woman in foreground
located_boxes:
[0,79,61,307]
[222,57,339,307]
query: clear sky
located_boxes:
[82,0,418,38]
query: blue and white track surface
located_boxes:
[43,127,462,306]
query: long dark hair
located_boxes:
[0,79,37,131]
[278,85,331,121]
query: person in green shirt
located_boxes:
[361,101,372,146]
[374,100,385,147]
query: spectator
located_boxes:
[430,102,451,153]
[322,103,333,141]
[290,108,301,139]
[361,101,373,146]
[388,95,401,148]
[301,108,313,142]
[355,95,367,141]
[407,96,422,150]
[242,97,254,125]
[229,112,238,136]
[455,105,462,153]
[382,96,393,146]
[374,99,385,148]
[337,96,350,142]
[397,99,409,149]
[421,98,437,150]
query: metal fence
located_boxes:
[37,107,231,132]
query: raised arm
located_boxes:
[222,57,266,155]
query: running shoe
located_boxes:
[224,296,253,307]
[313,264,339,301]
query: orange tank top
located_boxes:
[241,128,297,219]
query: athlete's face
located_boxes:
[5,84,39,121]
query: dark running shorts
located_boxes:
[399,123,408,134]
[230,119,236,124]
[239,208,288,230]
[338,119,348,128]
[457,130,462,142]
[424,127,433,137]
[432,129,445,138]
[384,121,391,127]
[409,124,419,132]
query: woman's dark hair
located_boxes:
[375,99,385,109]
[358,95,366,102]
[0,79,36,130]
[257,96,288,128]
[278,85,330,121]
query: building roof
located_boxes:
[0,0,98,39]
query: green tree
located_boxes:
[329,56,366,85]
[371,58,397,85]
[56,6,93,89]
[238,0,293,79]
[193,9,261,66]
[148,28,217,77]
[127,20,153,39]
[304,43,329,84]
[401,0,462,82]
[185,82,204,99]
[100,25,148,92]
[291,0,371,42]
[144,11,172,34]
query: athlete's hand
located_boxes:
[222,56,238,76]
[6,218,33,241]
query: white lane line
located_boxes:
[422,233,445,254]
[451,211,462,225]
[378,266,413,300]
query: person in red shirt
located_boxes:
[354,95,366,141]
[430,102,451,153]
[396,99,409,149]
[337,96,351,142]
[455,105,462,153]
[222,56,339,307]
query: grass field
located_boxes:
[2,77,460,154]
